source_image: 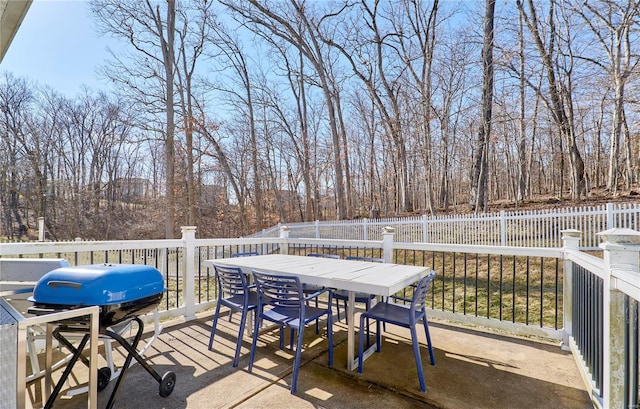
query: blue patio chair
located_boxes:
[248,270,334,394]
[332,256,383,344]
[303,253,338,333]
[208,264,258,367]
[358,270,437,392]
[304,253,339,294]
[231,251,259,257]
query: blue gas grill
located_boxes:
[28,263,175,409]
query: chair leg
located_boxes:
[290,325,305,394]
[357,313,367,373]
[335,298,341,321]
[382,298,386,332]
[289,328,295,350]
[315,297,320,334]
[342,300,348,324]
[364,300,371,347]
[410,325,427,392]
[327,312,334,366]
[233,309,248,367]
[248,315,262,373]
[208,302,222,350]
[375,321,382,352]
[422,314,436,365]
[306,296,321,334]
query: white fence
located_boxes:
[254,202,640,249]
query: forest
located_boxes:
[1,0,639,241]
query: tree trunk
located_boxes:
[153,0,177,238]
[470,0,495,212]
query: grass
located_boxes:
[392,250,563,329]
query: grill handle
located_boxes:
[46,280,83,289]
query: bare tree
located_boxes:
[517,0,586,200]
[470,0,496,212]
[258,41,319,221]
[0,73,36,238]
[393,0,440,214]
[321,0,416,214]
[175,1,212,227]
[205,19,266,230]
[91,0,177,237]
[572,0,640,193]
[221,0,349,220]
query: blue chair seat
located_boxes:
[333,290,375,304]
[261,304,330,328]
[362,301,423,327]
[221,292,259,311]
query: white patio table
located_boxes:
[204,254,427,371]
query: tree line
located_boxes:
[1,0,639,240]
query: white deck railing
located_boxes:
[1,226,638,409]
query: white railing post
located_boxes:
[382,226,395,263]
[38,217,45,242]
[363,218,368,241]
[500,210,507,246]
[422,214,428,243]
[181,226,197,321]
[606,203,615,230]
[597,227,640,409]
[315,220,320,239]
[279,226,290,255]
[561,229,581,350]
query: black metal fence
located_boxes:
[392,249,562,329]
[572,263,604,399]
[195,243,282,304]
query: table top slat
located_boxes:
[204,254,426,297]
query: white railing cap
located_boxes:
[597,228,640,245]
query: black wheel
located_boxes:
[97,367,112,391]
[159,371,176,397]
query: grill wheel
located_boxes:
[159,371,176,397]
[97,367,112,391]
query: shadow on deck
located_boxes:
[26,310,593,409]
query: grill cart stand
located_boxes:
[45,316,176,409]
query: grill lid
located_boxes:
[28,263,165,306]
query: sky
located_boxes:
[0,0,114,97]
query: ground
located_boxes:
[430,187,640,215]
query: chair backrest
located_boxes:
[345,256,384,263]
[252,270,304,309]
[307,253,340,259]
[231,251,259,258]
[213,264,250,297]
[410,270,436,313]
